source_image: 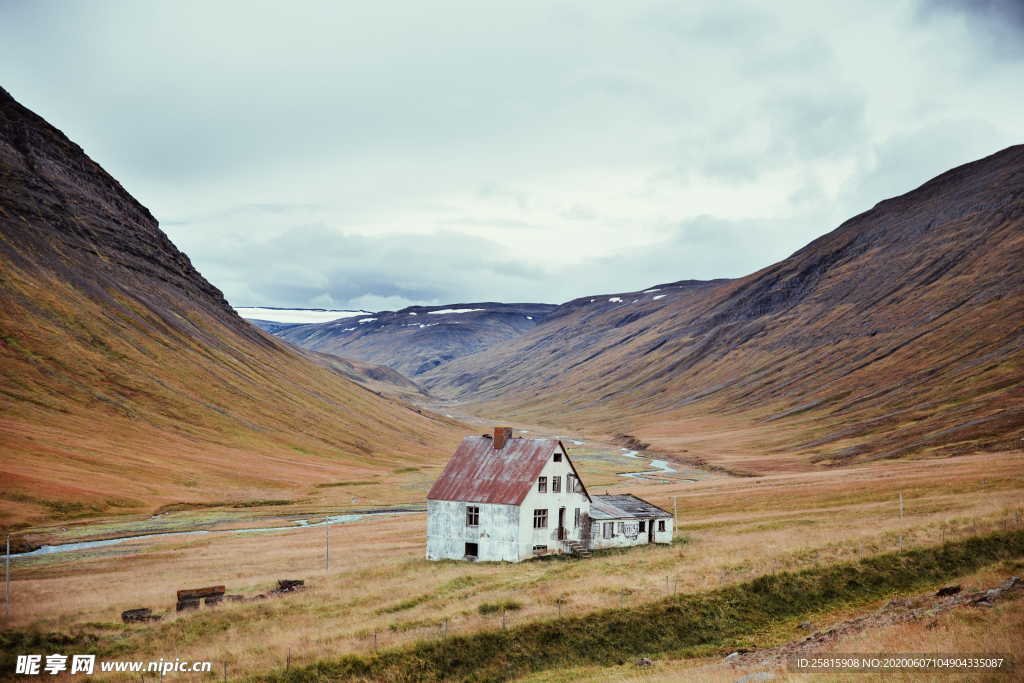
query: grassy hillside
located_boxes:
[421,146,1024,471]
[0,86,464,530]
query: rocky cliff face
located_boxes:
[0,87,462,527]
[0,87,252,344]
[419,146,1024,468]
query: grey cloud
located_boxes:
[163,202,326,226]
[190,224,551,309]
[1,1,1020,311]
[917,0,1024,58]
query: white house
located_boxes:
[426,427,673,562]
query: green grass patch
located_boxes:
[478,600,522,615]
[314,482,375,488]
[260,530,1024,682]
[440,576,485,592]
[231,499,293,508]
[377,594,433,614]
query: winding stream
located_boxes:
[10,509,417,560]
[616,448,693,481]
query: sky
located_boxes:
[1,0,1022,311]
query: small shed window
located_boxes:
[552,476,561,493]
[574,508,580,528]
[603,522,613,538]
[537,476,547,493]
[639,520,646,532]
[466,505,479,527]
[533,509,548,528]
[553,452,562,462]
[658,520,666,532]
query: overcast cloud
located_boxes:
[1,0,1021,309]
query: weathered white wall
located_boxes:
[654,517,673,544]
[517,444,590,558]
[589,516,673,550]
[426,500,520,562]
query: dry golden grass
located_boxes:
[4,449,1021,680]
[530,560,1024,683]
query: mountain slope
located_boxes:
[420,146,1024,471]
[258,302,557,378]
[0,87,462,528]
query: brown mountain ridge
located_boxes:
[409,145,1023,472]
[0,87,463,528]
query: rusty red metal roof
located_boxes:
[427,436,561,505]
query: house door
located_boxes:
[648,519,654,544]
[558,507,566,540]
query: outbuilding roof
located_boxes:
[428,436,583,505]
[589,494,672,520]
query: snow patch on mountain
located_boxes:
[427,308,485,315]
[235,307,368,324]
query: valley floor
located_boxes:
[2,443,1022,680]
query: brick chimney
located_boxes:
[493,427,513,449]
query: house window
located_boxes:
[533,509,548,528]
[553,452,562,462]
[574,508,580,528]
[466,505,479,527]
[617,522,624,533]
[465,542,478,558]
[537,476,547,493]
[603,522,612,538]
[658,520,666,532]
[532,545,548,553]
[639,520,646,532]
[552,476,561,493]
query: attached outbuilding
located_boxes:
[588,494,674,550]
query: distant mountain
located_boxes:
[256,302,558,379]
[0,87,462,527]
[234,306,372,326]
[419,146,1024,469]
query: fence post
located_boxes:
[5,535,9,618]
